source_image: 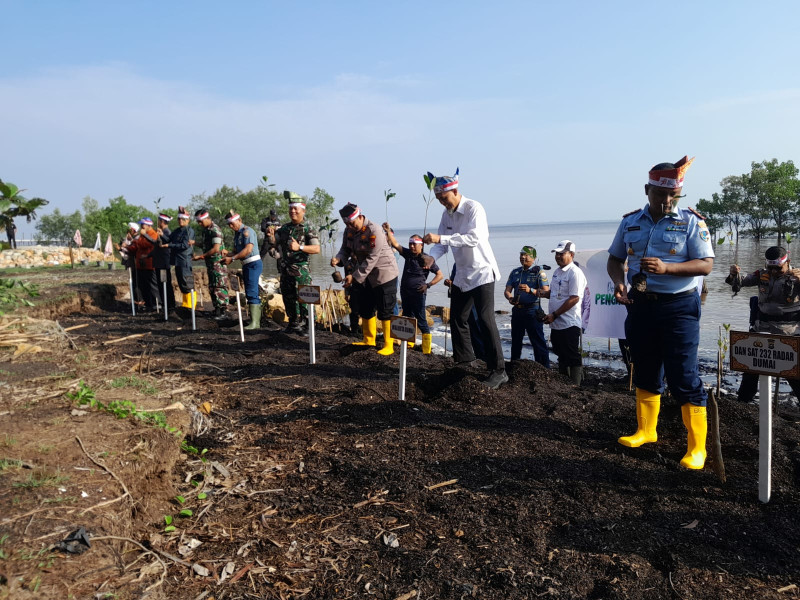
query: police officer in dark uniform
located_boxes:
[607,156,714,470]
[504,245,550,366]
[265,192,320,333]
[727,246,800,401]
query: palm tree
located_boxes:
[0,179,49,234]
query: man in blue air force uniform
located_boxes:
[607,156,714,470]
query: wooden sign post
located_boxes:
[299,285,321,365]
[730,330,800,503]
[390,316,417,401]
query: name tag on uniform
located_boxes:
[626,226,640,231]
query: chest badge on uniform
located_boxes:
[670,248,677,254]
[369,235,376,248]
[627,247,634,255]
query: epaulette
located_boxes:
[622,208,642,218]
[687,207,706,220]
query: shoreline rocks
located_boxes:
[0,246,117,269]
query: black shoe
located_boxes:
[483,369,509,390]
[285,321,302,333]
[214,307,229,320]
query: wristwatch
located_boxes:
[299,243,305,252]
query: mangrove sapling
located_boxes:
[422,173,437,237]
[384,189,396,223]
[708,324,729,483]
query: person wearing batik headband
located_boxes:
[607,156,715,471]
[332,202,399,354]
[153,214,176,315]
[264,191,321,333]
[422,168,508,389]
[382,223,443,354]
[192,209,230,319]
[129,217,160,312]
[504,245,550,367]
[222,211,264,330]
[726,246,800,403]
[163,207,195,317]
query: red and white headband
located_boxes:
[409,235,423,245]
[766,253,789,267]
[226,213,241,223]
[196,211,209,221]
[289,202,306,209]
[158,214,172,222]
[344,206,361,222]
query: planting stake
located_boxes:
[236,292,244,342]
[759,374,772,503]
[190,289,196,331]
[162,271,168,321]
[399,340,407,400]
[309,304,316,364]
[128,268,136,316]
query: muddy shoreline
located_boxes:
[1,272,799,599]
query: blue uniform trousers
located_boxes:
[625,291,706,406]
[242,260,263,305]
[400,291,431,334]
[511,306,549,367]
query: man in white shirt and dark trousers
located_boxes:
[541,240,586,385]
[423,169,508,390]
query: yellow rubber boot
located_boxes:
[353,316,377,346]
[407,340,415,349]
[618,388,660,447]
[680,404,707,469]
[422,333,432,354]
[378,320,394,355]
[182,291,197,309]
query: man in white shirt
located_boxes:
[423,170,508,389]
[541,240,586,385]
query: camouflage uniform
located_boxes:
[201,221,230,309]
[268,220,319,323]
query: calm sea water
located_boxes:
[262,220,791,382]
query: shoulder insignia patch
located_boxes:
[243,229,249,237]
[688,207,706,220]
[622,208,642,218]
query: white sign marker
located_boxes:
[729,331,800,504]
[391,316,417,400]
[298,286,320,364]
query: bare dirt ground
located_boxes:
[1,267,799,599]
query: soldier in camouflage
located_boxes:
[192,209,230,319]
[265,191,321,333]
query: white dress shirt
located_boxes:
[428,196,500,292]
[548,261,586,330]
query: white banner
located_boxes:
[573,249,626,340]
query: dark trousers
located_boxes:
[136,269,159,310]
[174,263,195,294]
[625,291,706,407]
[6,233,16,249]
[400,290,430,334]
[450,281,505,371]
[156,269,176,310]
[550,326,582,368]
[511,306,550,366]
[355,277,398,321]
[738,373,800,402]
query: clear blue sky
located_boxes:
[2,0,799,233]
